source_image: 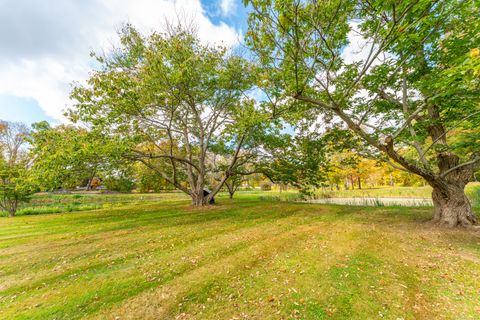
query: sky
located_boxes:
[0,0,370,127]
[0,0,248,124]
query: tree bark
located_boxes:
[8,201,17,217]
[225,182,235,199]
[429,152,478,227]
[191,189,207,206]
[431,183,476,227]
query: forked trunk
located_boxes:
[225,182,234,199]
[431,184,477,227]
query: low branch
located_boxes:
[384,159,411,173]
[135,158,191,195]
[131,151,200,173]
[440,155,480,179]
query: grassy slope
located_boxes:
[1,194,480,319]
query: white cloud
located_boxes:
[342,21,387,66]
[219,0,236,17]
[0,0,241,122]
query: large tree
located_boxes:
[245,0,480,227]
[70,25,262,206]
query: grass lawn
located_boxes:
[1,193,480,319]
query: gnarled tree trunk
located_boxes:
[431,183,476,227]
[429,152,478,227]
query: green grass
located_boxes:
[1,192,190,217]
[1,193,480,319]
[314,182,480,202]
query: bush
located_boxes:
[103,176,135,193]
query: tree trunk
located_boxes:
[227,184,234,199]
[191,196,206,206]
[7,201,17,217]
[431,183,476,227]
[429,152,478,227]
[358,177,362,190]
[191,189,207,206]
[225,181,235,199]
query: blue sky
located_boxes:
[0,0,249,125]
[0,95,58,125]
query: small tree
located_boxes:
[224,175,244,199]
[30,122,121,191]
[0,121,34,217]
[0,161,33,217]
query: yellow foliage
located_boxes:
[470,48,479,58]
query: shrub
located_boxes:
[104,176,135,193]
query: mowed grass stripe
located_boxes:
[0,196,479,319]
[0,201,330,319]
[0,201,319,281]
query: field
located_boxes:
[313,182,480,200]
[1,193,480,319]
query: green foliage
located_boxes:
[103,175,135,193]
[69,24,264,203]
[0,160,35,216]
[245,0,480,181]
[260,182,272,191]
[29,121,124,191]
[259,130,329,195]
[0,121,35,216]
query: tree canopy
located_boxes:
[70,25,266,205]
[245,0,480,226]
